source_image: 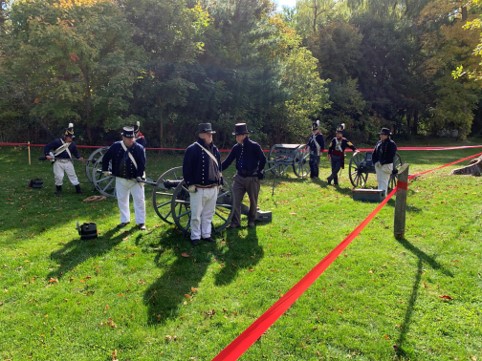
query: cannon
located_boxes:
[266,144,310,178]
[85,150,234,234]
[85,147,116,197]
[348,151,403,190]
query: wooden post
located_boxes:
[28,141,31,165]
[394,163,409,239]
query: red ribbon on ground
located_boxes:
[212,188,397,361]
[212,151,482,361]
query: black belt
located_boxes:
[237,171,257,178]
[195,184,217,188]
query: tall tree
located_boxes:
[120,0,209,146]
[0,0,141,142]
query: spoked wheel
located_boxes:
[171,181,234,235]
[267,145,287,177]
[266,162,289,177]
[89,148,116,197]
[388,153,403,191]
[152,166,183,224]
[91,168,116,197]
[292,144,310,178]
[349,152,369,188]
[85,147,108,182]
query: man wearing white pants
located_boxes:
[189,187,218,242]
[115,177,146,226]
[44,123,84,195]
[182,123,222,246]
[102,126,147,230]
[372,127,397,197]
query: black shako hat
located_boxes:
[121,126,135,138]
[64,122,75,138]
[198,123,216,134]
[233,123,250,135]
[133,121,140,134]
[312,119,320,131]
[379,127,392,136]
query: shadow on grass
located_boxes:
[48,225,137,279]
[214,226,264,286]
[142,227,213,325]
[393,237,454,358]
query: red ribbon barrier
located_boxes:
[212,150,482,361]
[1,142,481,153]
[408,152,482,180]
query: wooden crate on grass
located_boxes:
[352,188,384,202]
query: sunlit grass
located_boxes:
[0,144,481,361]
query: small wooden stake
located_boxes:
[28,141,31,165]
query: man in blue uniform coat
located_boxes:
[183,123,222,246]
[307,120,325,179]
[102,126,147,230]
[372,127,397,196]
[43,123,84,195]
[222,123,267,228]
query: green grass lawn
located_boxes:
[0,143,481,361]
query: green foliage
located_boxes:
[0,0,481,145]
[0,0,141,142]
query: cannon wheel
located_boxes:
[388,153,403,191]
[89,147,116,197]
[171,181,234,235]
[85,147,108,182]
[152,166,183,225]
[91,168,116,198]
[348,152,369,188]
[266,145,288,177]
[292,144,309,178]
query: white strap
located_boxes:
[312,134,321,156]
[195,142,218,167]
[120,141,138,170]
[54,139,72,159]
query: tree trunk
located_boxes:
[159,113,164,148]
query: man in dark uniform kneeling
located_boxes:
[222,123,267,228]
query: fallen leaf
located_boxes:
[181,252,190,258]
[106,318,117,329]
[165,335,178,342]
[439,295,453,300]
[112,349,118,361]
[48,278,58,284]
[191,287,198,293]
[184,294,192,299]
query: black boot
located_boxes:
[327,175,333,185]
[55,185,62,195]
[75,184,82,194]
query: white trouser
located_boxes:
[375,162,393,196]
[53,159,79,186]
[189,186,219,240]
[115,177,146,224]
